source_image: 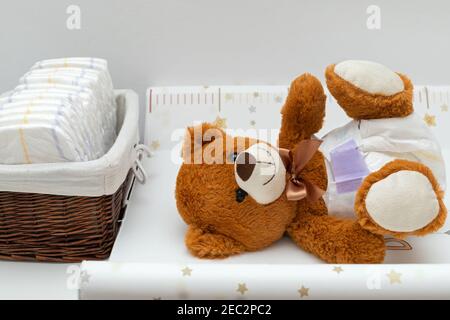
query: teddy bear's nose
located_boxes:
[235,152,256,181]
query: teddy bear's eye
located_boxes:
[235,188,248,203]
[230,152,239,163]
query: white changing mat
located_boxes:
[78,149,450,300]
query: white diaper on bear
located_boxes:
[320,113,446,218]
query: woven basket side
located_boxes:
[0,172,131,262]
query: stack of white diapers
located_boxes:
[0,58,116,164]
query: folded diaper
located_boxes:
[0,57,117,164]
[320,113,446,218]
[0,98,96,160]
[31,57,108,72]
[20,68,116,151]
[4,87,109,158]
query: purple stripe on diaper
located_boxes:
[330,139,370,194]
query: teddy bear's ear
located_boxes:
[182,122,226,163]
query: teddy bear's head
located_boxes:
[175,123,296,250]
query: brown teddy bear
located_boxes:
[175,60,447,263]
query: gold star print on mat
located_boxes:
[332,266,344,274]
[248,105,256,113]
[237,283,248,295]
[387,270,402,284]
[253,92,260,98]
[181,267,192,277]
[250,120,256,127]
[80,271,91,285]
[298,285,309,298]
[424,113,436,127]
[151,140,161,150]
[213,116,227,129]
[225,93,234,101]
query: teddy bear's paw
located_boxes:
[279,73,326,149]
[355,159,447,238]
[185,226,245,259]
[325,60,413,120]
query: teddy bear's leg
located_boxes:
[355,159,447,238]
[287,198,386,263]
[279,73,326,150]
[185,226,246,259]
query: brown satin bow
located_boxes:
[279,139,325,202]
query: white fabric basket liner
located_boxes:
[0,89,140,197]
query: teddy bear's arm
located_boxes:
[287,208,386,264]
[185,226,246,259]
[279,73,326,150]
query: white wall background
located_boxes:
[0,0,449,134]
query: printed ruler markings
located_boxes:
[424,87,430,109]
[149,88,291,112]
[218,88,222,112]
[148,89,153,113]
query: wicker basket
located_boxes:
[0,90,145,262]
[0,173,133,262]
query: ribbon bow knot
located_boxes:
[279,139,325,202]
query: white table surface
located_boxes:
[0,261,78,300]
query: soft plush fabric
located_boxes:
[365,170,440,232]
[325,63,413,119]
[234,142,287,205]
[334,60,404,96]
[355,159,447,238]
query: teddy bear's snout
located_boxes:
[235,152,256,181]
[234,143,287,205]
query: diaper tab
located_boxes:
[330,139,370,194]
